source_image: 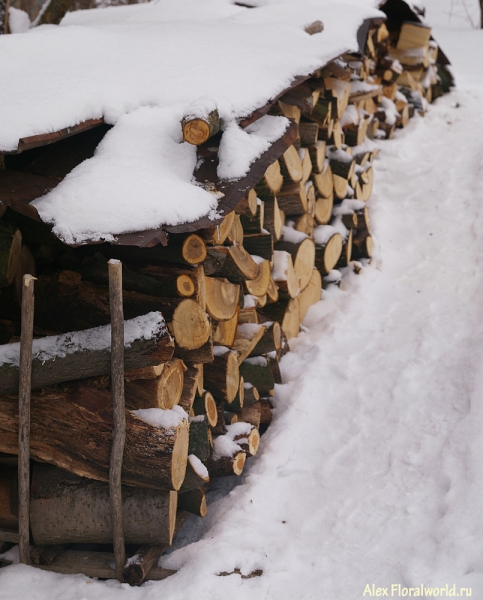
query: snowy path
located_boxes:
[3,89,483,600]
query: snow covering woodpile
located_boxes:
[1,0,474,596]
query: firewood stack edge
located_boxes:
[0,11,451,584]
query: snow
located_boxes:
[271,250,290,281]
[188,454,209,481]
[213,345,230,356]
[5,2,483,600]
[0,0,382,243]
[281,225,308,244]
[8,7,31,33]
[217,116,290,181]
[0,311,167,367]
[131,405,187,429]
[313,223,338,245]
[236,323,264,339]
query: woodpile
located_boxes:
[0,6,451,584]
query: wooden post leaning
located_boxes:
[108,260,126,581]
[18,274,35,564]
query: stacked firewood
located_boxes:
[0,15,448,582]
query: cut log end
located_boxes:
[171,421,190,491]
[171,299,211,350]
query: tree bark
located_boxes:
[0,385,189,490]
[30,464,177,546]
[0,313,174,395]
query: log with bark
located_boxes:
[0,385,189,490]
[124,359,186,410]
[0,312,174,395]
[30,464,177,546]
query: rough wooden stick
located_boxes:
[18,273,35,565]
[108,260,126,581]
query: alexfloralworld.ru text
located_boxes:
[363,584,472,597]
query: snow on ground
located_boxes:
[3,2,483,599]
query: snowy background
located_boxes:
[2,0,483,598]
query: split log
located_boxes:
[298,268,322,321]
[308,141,327,175]
[233,426,260,457]
[124,359,186,410]
[304,98,332,126]
[0,223,21,288]
[351,232,374,260]
[30,464,177,546]
[240,202,264,235]
[336,229,353,268]
[192,391,218,428]
[0,385,189,491]
[248,321,282,357]
[205,452,246,478]
[299,122,319,147]
[294,213,315,238]
[239,357,275,395]
[235,189,257,216]
[0,313,174,395]
[178,489,207,517]
[272,250,299,299]
[275,237,316,292]
[260,294,300,340]
[178,364,202,413]
[263,196,283,241]
[182,109,221,145]
[207,246,260,283]
[276,182,308,216]
[242,233,273,262]
[229,377,245,411]
[279,145,303,183]
[205,276,240,321]
[313,229,343,275]
[232,323,266,364]
[245,259,271,297]
[314,194,334,225]
[242,383,260,406]
[255,160,283,196]
[200,211,235,245]
[213,310,239,347]
[179,455,210,494]
[203,349,239,403]
[227,214,244,246]
[238,306,258,324]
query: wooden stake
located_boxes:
[18,274,35,564]
[108,259,126,581]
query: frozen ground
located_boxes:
[2,1,483,599]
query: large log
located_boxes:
[0,385,189,490]
[204,349,240,404]
[0,312,174,395]
[30,464,177,546]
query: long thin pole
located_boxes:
[18,274,35,564]
[108,259,126,581]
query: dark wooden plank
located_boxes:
[165,120,298,234]
[1,119,104,155]
[18,274,35,565]
[108,260,126,581]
